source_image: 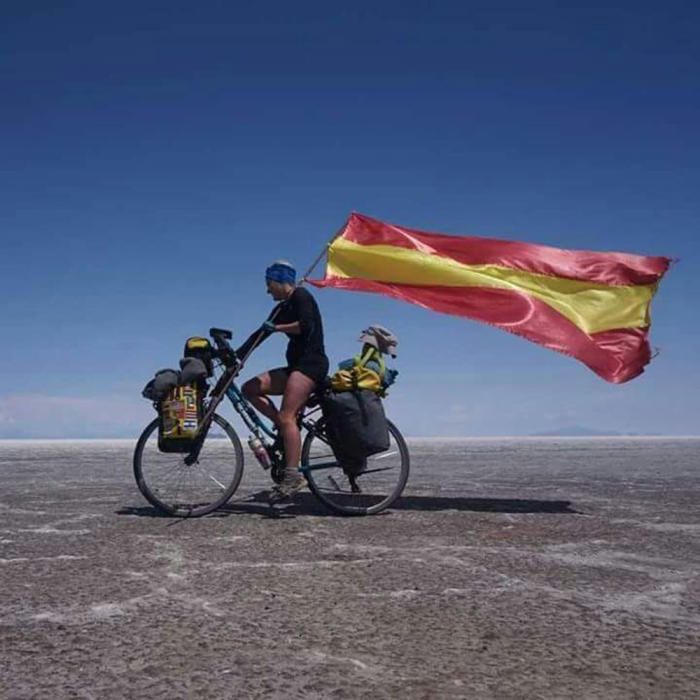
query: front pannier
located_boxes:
[141,336,215,454]
[157,384,203,453]
[142,358,209,454]
[321,390,390,475]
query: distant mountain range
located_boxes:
[530,426,657,437]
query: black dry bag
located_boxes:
[321,390,390,472]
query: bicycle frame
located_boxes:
[201,361,336,474]
[224,383,276,441]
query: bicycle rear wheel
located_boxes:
[133,413,244,517]
[301,419,409,516]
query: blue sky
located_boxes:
[1,1,698,437]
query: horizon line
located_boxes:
[1,435,699,443]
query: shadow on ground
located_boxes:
[393,495,580,514]
[117,493,579,519]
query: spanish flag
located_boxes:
[308,213,671,383]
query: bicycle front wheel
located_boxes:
[133,413,244,517]
[301,419,409,516]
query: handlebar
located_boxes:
[210,327,232,341]
[209,327,239,368]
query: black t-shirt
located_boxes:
[236,287,327,368]
[274,286,326,367]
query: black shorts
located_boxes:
[279,356,329,386]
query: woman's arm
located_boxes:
[235,326,272,360]
[235,304,281,359]
[236,318,300,357]
[291,288,316,338]
[273,321,301,335]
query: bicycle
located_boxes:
[133,327,410,517]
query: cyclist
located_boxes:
[237,260,329,501]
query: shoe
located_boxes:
[268,471,305,503]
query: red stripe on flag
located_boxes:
[309,276,652,383]
[342,213,670,287]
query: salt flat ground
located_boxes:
[1,437,699,699]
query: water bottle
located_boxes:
[248,435,271,470]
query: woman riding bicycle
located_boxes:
[236,260,329,501]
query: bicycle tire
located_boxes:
[133,413,244,517]
[301,418,409,516]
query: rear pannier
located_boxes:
[321,389,390,475]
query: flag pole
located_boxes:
[298,219,348,286]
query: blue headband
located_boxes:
[266,262,296,284]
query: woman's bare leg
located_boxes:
[278,371,316,471]
[241,369,288,426]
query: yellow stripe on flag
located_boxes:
[328,238,657,334]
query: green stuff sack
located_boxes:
[330,346,386,394]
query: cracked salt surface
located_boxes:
[2,436,700,699]
[0,555,87,565]
[18,526,92,535]
[306,651,375,673]
[536,547,688,579]
[14,513,102,536]
[485,546,700,624]
[217,558,376,569]
[89,603,126,620]
[612,518,700,534]
[32,603,126,625]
